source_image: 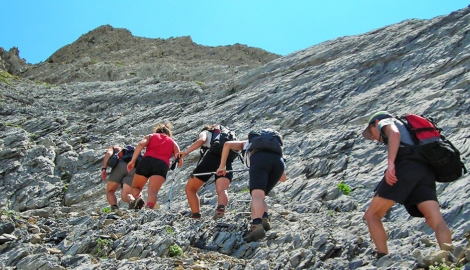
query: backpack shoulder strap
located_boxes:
[396,115,420,145]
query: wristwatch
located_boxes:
[101,168,107,171]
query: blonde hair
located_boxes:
[154,123,172,137]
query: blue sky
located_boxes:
[2,1,469,64]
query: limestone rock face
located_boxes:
[1,6,470,270]
[0,47,29,75]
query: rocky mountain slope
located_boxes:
[1,6,470,270]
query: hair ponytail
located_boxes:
[154,123,173,137]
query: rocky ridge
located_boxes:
[1,6,470,270]
[5,24,280,85]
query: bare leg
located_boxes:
[131,174,148,199]
[251,189,266,220]
[215,177,231,206]
[417,200,452,249]
[185,177,205,214]
[121,183,132,203]
[363,195,396,254]
[106,181,120,206]
[147,175,166,206]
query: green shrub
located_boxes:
[240,188,250,193]
[429,258,462,269]
[97,238,112,253]
[102,207,111,213]
[0,77,12,85]
[165,227,174,234]
[63,183,69,193]
[338,182,351,195]
[169,244,183,257]
[195,81,204,86]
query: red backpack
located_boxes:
[397,115,467,182]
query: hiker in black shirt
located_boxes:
[362,111,452,258]
[178,125,234,219]
[217,139,286,242]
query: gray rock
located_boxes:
[0,222,15,235]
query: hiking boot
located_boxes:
[441,243,454,251]
[262,217,271,231]
[244,224,266,243]
[191,212,201,219]
[129,196,145,210]
[111,205,119,212]
[212,209,225,220]
[377,252,388,259]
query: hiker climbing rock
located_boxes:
[217,128,286,242]
[127,123,182,210]
[179,124,238,219]
[361,111,453,259]
[101,145,141,211]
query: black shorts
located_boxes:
[135,156,169,179]
[193,152,233,182]
[375,159,437,217]
[249,152,285,194]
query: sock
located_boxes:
[111,204,118,209]
[146,202,155,209]
[252,218,262,225]
[216,205,226,212]
[263,212,269,219]
[191,212,201,218]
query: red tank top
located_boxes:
[143,133,175,166]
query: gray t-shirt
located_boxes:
[377,118,415,145]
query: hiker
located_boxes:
[101,146,136,210]
[217,129,286,242]
[178,124,237,219]
[361,111,452,258]
[127,123,182,210]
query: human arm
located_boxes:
[173,142,183,167]
[381,124,400,185]
[216,141,246,176]
[127,135,150,173]
[101,148,114,181]
[178,132,207,159]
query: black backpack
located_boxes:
[247,129,283,156]
[107,146,142,169]
[199,126,239,163]
[397,115,467,183]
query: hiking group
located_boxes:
[101,112,466,255]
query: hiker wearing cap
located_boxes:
[127,123,182,210]
[178,124,236,219]
[101,146,136,211]
[362,111,452,258]
[216,132,286,243]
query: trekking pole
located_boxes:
[166,157,180,211]
[190,169,249,178]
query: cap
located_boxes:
[362,111,392,140]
